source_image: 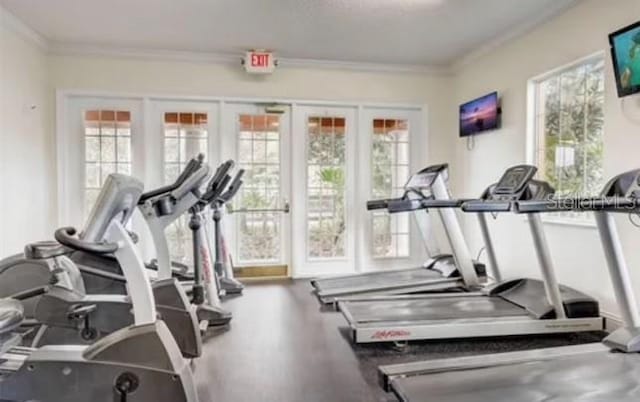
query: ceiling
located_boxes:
[1,0,579,67]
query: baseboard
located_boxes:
[234,265,288,278]
[601,310,623,333]
[238,276,293,283]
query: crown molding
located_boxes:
[279,56,449,75]
[3,0,580,77]
[450,0,580,72]
[49,42,450,75]
[49,43,238,64]
[0,5,48,49]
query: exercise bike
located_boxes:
[0,173,198,401]
[0,157,212,358]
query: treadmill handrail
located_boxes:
[461,200,514,213]
[420,199,473,209]
[385,199,470,213]
[387,199,425,213]
[367,198,394,210]
[515,197,640,213]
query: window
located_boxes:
[163,112,209,264]
[236,114,282,263]
[531,55,605,221]
[307,117,346,259]
[84,110,132,217]
[371,119,410,258]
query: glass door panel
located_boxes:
[222,103,291,277]
[358,107,427,272]
[151,101,217,266]
[291,105,356,277]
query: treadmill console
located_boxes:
[601,168,640,198]
[490,165,537,201]
[405,164,449,190]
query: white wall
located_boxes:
[0,9,54,256]
[452,0,640,315]
[49,54,455,165]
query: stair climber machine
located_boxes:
[208,165,246,295]
[0,173,198,402]
[0,156,215,358]
[338,165,603,344]
[311,164,486,305]
[378,168,640,402]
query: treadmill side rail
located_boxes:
[344,315,603,344]
[378,342,606,391]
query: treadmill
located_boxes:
[378,168,640,402]
[338,165,603,343]
[311,164,486,305]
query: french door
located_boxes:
[221,103,291,275]
[291,105,357,277]
[62,95,425,278]
[149,100,218,265]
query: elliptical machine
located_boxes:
[0,173,198,402]
[209,165,245,295]
[183,160,240,327]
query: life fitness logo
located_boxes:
[371,330,411,340]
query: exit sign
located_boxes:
[243,51,277,74]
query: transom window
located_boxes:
[237,114,282,263]
[83,110,132,217]
[531,55,605,221]
[307,117,346,259]
[163,112,209,264]
[371,119,410,258]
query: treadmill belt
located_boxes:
[343,296,525,323]
[315,268,442,292]
[392,350,640,402]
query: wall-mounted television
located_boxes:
[609,20,640,98]
[459,91,500,137]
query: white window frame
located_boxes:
[357,107,426,272]
[369,113,412,260]
[525,51,605,228]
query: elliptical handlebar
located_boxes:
[171,163,211,200]
[201,174,231,204]
[55,227,118,255]
[207,160,235,194]
[139,154,205,203]
[219,169,245,203]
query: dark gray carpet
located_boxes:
[193,280,604,402]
